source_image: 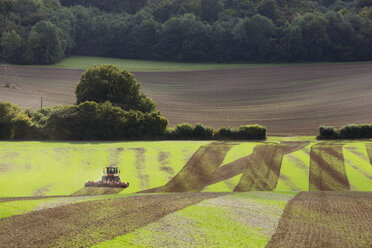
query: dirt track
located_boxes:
[0,193,225,248]
[267,191,372,248]
[2,63,372,135]
[309,144,350,191]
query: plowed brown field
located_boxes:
[309,144,350,191]
[2,63,372,135]
[267,191,372,248]
[0,193,225,248]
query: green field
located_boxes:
[0,141,210,197]
[39,56,282,71]
[1,139,372,198]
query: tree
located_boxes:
[234,14,275,60]
[255,0,281,22]
[75,64,156,113]
[0,30,23,63]
[28,20,65,64]
[290,13,330,61]
[159,13,212,61]
[201,0,223,23]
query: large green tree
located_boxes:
[0,30,23,63]
[28,20,65,64]
[75,64,156,113]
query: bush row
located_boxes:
[318,124,372,139]
[0,101,267,141]
[167,123,267,140]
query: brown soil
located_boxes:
[130,148,149,190]
[109,147,124,167]
[267,191,372,248]
[71,187,124,196]
[233,144,286,191]
[309,144,350,191]
[3,63,372,135]
[0,193,226,248]
[152,142,233,192]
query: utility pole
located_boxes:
[40,96,43,110]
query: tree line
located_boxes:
[318,125,372,139]
[1,0,372,64]
[0,64,267,140]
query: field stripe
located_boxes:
[93,192,295,248]
[0,193,225,248]
[343,144,372,191]
[365,143,372,165]
[275,146,310,191]
[151,142,233,192]
[309,144,350,191]
[267,192,372,248]
[233,144,286,191]
[207,142,308,191]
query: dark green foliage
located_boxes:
[75,64,156,113]
[0,102,33,139]
[169,123,214,139]
[237,125,267,140]
[0,30,23,63]
[192,123,214,139]
[357,0,372,8]
[1,0,372,64]
[28,20,65,64]
[318,126,340,139]
[339,124,372,139]
[60,0,148,14]
[318,124,372,139]
[44,101,167,140]
[170,123,194,139]
[216,125,267,140]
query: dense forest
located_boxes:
[1,0,372,64]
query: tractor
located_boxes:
[85,166,129,188]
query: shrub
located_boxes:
[237,125,266,140]
[192,123,214,139]
[0,102,33,139]
[339,124,372,139]
[318,124,372,139]
[318,126,339,139]
[216,125,266,140]
[170,123,194,139]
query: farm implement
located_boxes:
[85,166,129,188]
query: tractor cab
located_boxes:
[85,165,129,188]
[104,166,119,176]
